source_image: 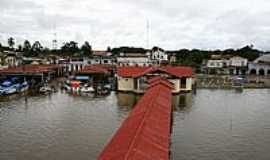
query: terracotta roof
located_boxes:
[148,76,174,89]
[78,65,109,74]
[98,79,172,160]
[0,64,63,74]
[117,66,193,78]
[117,66,151,77]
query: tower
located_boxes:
[52,23,57,50]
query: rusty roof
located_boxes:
[0,64,63,74]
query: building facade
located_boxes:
[117,66,193,94]
[204,55,248,75]
[117,53,151,66]
[248,54,270,76]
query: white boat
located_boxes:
[3,87,17,95]
[80,84,95,93]
[39,86,53,93]
[19,82,29,92]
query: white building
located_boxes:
[150,48,168,65]
[249,54,270,76]
[117,53,151,66]
[59,58,89,73]
[204,55,248,75]
[90,50,115,65]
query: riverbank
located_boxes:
[196,74,270,89]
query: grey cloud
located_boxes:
[1,0,270,50]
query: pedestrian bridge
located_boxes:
[98,77,173,160]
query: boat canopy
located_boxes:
[75,76,89,80]
[2,81,12,87]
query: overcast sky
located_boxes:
[1,0,270,50]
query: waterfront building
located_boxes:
[248,54,270,76]
[90,50,115,65]
[117,52,151,66]
[58,58,89,73]
[2,51,23,67]
[150,47,169,65]
[75,65,111,84]
[203,55,248,75]
[116,66,193,93]
[0,64,64,83]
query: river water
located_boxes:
[0,89,270,160]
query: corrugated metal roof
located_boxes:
[0,64,63,74]
[98,79,173,160]
[78,65,109,74]
[117,66,193,78]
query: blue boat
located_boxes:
[0,79,29,96]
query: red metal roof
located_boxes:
[117,66,151,78]
[98,79,173,160]
[0,64,63,74]
[148,77,174,89]
[78,65,109,74]
[117,66,193,78]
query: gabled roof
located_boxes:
[148,77,174,89]
[117,66,151,77]
[254,54,270,63]
[117,66,193,78]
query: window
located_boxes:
[180,78,187,88]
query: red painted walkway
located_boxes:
[98,78,173,160]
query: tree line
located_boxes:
[0,37,267,67]
[0,37,93,57]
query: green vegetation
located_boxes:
[0,38,266,66]
[168,45,262,68]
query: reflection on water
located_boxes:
[1,89,270,160]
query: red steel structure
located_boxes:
[98,78,173,160]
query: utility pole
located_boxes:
[146,19,150,49]
[52,22,57,50]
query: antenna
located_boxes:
[52,22,58,50]
[146,19,150,49]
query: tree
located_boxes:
[17,44,23,52]
[31,41,43,56]
[81,41,92,57]
[61,41,80,56]
[107,46,111,52]
[0,43,3,52]
[23,40,32,56]
[8,37,15,49]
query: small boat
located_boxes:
[232,77,245,92]
[19,81,29,92]
[104,84,112,90]
[3,86,17,95]
[80,86,95,93]
[39,86,53,94]
[0,81,18,95]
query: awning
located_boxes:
[75,76,89,80]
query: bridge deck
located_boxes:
[98,78,173,160]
